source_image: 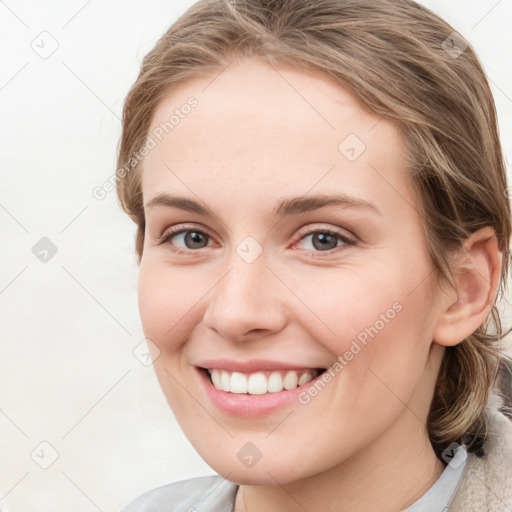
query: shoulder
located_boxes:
[121,474,238,512]
[448,391,512,511]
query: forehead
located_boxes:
[142,58,415,218]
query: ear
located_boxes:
[433,226,502,347]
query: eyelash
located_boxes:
[156,224,357,257]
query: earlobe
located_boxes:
[433,226,502,347]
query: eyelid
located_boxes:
[294,223,357,244]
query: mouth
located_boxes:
[199,367,328,395]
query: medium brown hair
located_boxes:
[116,0,512,457]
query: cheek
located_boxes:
[137,261,206,414]
[137,261,206,350]
[296,260,436,394]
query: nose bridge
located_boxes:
[216,231,270,300]
[203,240,285,340]
[214,244,271,314]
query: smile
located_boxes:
[206,368,323,395]
[195,361,329,416]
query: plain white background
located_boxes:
[1,1,511,510]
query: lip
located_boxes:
[196,358,325,373]
[195,365,326,418]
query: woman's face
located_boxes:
[138,58,447,484]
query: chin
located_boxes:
[194,441,330,486]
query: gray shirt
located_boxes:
[121,445,468,512]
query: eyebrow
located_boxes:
[144,192,381,217]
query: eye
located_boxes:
[294,227,356,254]
[156,225,213,253]
[156,224,357,255]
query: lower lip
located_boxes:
[196,367,324,417]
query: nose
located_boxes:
[202,250,287,343]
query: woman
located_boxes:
[117,0,512,510]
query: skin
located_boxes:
[137,57,502,512]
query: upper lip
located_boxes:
[196,358,326,373]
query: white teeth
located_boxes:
[220,370,231,391]
[267,371,284,393]
[207,368,318,394]
[211,369,222,389]
[247,372,267,395]
[283,371,298,390]
[230,372,247,393]
[298,372,313,386]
